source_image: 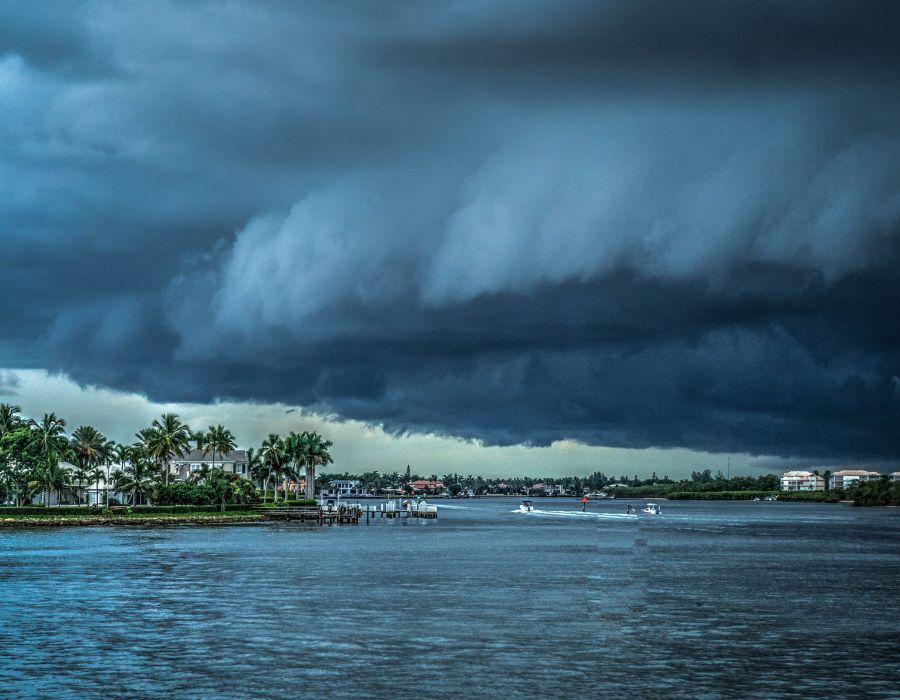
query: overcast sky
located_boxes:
[1,1,898,477]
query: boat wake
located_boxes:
[512,509,638,520]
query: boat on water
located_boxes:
[642,503,661,515]
[519,500,535,513]
[321,498,339,513]
[587,491,614,500]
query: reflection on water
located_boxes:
[1,500,898,698]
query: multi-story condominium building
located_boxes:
[780,471,825,491]
[890,472,900,482]
[828,469,881,490]
[171,447,250,481]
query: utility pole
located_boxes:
[727,457,731,480]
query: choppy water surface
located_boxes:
[1,499,899,698]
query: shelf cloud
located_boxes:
[1,0,898,460]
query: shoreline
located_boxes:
[0,514,267,528]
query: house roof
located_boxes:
[409,479,443,488]
[782,471,820,478]
[174,448,248,463]
[831,469,881,477]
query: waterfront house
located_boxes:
[780,471,825,491]
[171,446,250,481]
[408,479,444,494]
[828,469,882,490]
[378,487,406,497]
[526,482,565,496]
[29,461,118,506]
[325,479,364,497]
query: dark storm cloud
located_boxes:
[1,0,898,460]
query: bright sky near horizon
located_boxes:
[0,369,852,478]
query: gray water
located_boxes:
[1,499,899,699]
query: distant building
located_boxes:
[828,469,881,490]
[171,446,250,481]
[408,479,444,494]
[326,480,364,497]
[527,483,564,496]
[780,471,825,492]
[889,472,900,482]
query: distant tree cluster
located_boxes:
[850,477,900,506]
[0,403,332,509]
[314,468,780,497]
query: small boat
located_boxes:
[641,503,661,515]
[763,495,778,501]
[587,491,613,500]
[322,498,338,513]
[751,497,761,502]
[519,500,534,513]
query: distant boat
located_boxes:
[587,492,614,500]
[641,503,661,515]
[519,500,535,513]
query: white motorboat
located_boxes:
[641,503,661,515]
[519,500,535,513]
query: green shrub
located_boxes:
[223,503,265,512]
[777,490,844,503]
[851,479,900,506]
[0,506,69,516]
[255,499,317,508]
[115,504,219,514]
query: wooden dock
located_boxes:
[255,505,360,525]
[255,501,437,526]
[361,501,438,520]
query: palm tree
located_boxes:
[109,442,132,506]
[284,432,304,499]
[286,431,333,500]
[0,403,22,437]
[71,466,90,505]
[89,466,105,505]
[201,424,237,474]
[260,433,286,503]
[30,413,67,505]
[143,413,191,486]
[246,447,265,502]
[114,448,153,505]
[71,425,110,505]
[305,432,333,499]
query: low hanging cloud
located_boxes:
[1,0,898,460]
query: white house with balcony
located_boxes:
[780,471,825,491]
[828,469,881,490]
[325,480,364,497]
[171,447,250,481]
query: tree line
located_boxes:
[0,404,332,508]
[314,469,781,496]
